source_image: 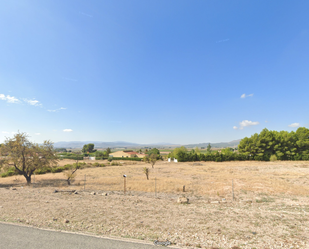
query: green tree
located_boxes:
[144,153,157,168]
[0,132,57,185]
[238,127,309,160]
[221,147,233,155]
[195,147,201,155]
[206,143,212,153]
[82,143,95,153]
[147,148,161,159]
[168,146,187,159]
[106,147,111,156]
[95,151,105,158]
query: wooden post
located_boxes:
[232,179,234,202]
[33,173,35,187]
[124,177,126,195]
[183,185,185,192]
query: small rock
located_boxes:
[46,201,49,203]
[177,197,189,204]
[53,218,57,221]
[74,191,78,194]
[64,219,69,223]
[102,192,108,196]
[90,192,96,195]
[10,187,17,190]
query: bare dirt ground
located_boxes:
[0,160,309,248]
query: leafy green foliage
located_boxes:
[0,132,57,184]
[82,143,96,153]
[110,157,142,161]
[238,127,309,160]
[144,153,157,168]
[146,148,162,160]
[270,155,277,161]
[206,143,212,152]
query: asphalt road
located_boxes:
[0,222,169,249]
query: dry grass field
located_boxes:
[1,160,309,248]
[3,159,309,198]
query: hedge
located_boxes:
[171,151,309,162]
[110,157,142,161]
[57,156,84,160]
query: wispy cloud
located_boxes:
[48,107,66,112]
[35,133,40,135]
[288,123,300,128]
[241,93,254,99]
[79,12,93,18]
[0,93,44,107]
[234,120,260,130]
[24,98,42,106]
[63,129,73,132]
[0,94,20,103]
[216,38,229,43]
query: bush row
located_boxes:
[110,157,142,161]
[1,162,106,178]
[175,152,309,162]
[58,156,84,160]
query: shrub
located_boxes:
[51,167,64,173]
[110,157,142,161]
[111,161,121,166]
[108,157,113,162]
[63,164,73,170]
[1,167,18,177]
[270,155,277,161]
[95,157,108,160]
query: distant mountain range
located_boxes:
[183,139,241,148]
[53,140,241,149]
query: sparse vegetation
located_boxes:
[64,161,81,185]
[143,167,150,180]
[144,153,157,168]
[0,132,57,184]
[270,154,278,161]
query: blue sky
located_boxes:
[0,0,308,144]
